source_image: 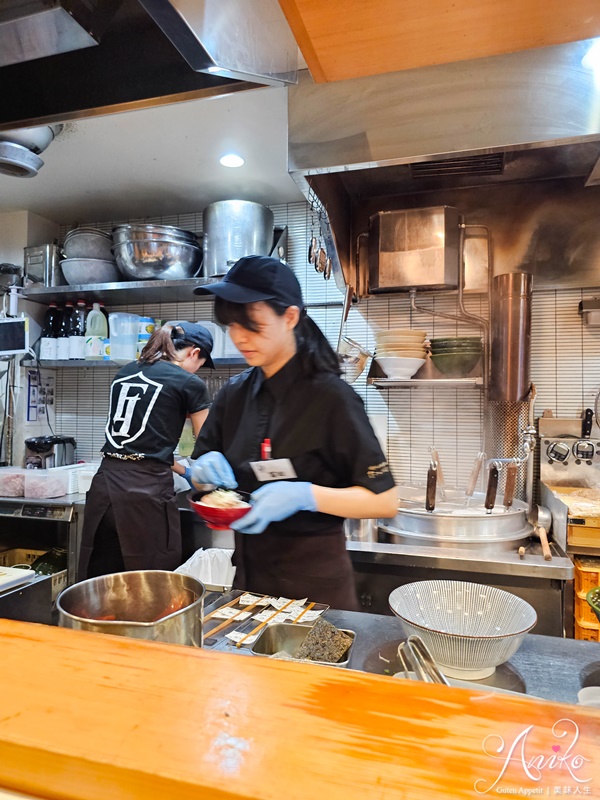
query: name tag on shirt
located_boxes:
[250,458,297,482]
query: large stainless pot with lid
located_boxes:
[57,570,204,646]
[203,200,275,277]
[381,486,533,552]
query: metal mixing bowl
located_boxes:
[112,224,198,245]
[112,239,203,280]
[60,257,122,285]
[64,228,114,261]
[57,570,205,646]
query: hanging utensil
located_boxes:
[484,462,500,515]
[503,462,518,512]
[465,451,486,506]
[428,446,446,501]
[308,236,317,266]
[425,460,437,513]
[317,247,327,273]
[336,284,353,352]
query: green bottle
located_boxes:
[31,547,68,576]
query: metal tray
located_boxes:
[251,622,356,668]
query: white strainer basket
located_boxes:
[389,580,537,679]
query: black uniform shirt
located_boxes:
[103,360,209,464]
[193,355,395,534]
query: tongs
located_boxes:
[397,635,450,685]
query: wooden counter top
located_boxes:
[0,619,597,799]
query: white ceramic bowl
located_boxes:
[389,580,537,679]
[376,347,427,357]
[375,356,425,379]
[374,335,427,346]
[375,328,427,341]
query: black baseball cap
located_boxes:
[194,255,304,310]
[168,321,215,369]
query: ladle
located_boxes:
[530,504,553,561]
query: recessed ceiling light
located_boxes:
[220,153,245,168]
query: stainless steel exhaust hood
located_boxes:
[0,0,122,67]
[0,0,297,129]
[138,0,298,86]
[288,40,600,293]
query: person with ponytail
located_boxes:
[78,322,214,579]
[192,256,396,610]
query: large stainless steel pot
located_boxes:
[57,570,204,646]
[203,200,275,277]
[381,488,533,552]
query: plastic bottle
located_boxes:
[39,303,60,361]
[69,300,87,360]
[56,303,73,361]
[84,302,108,360]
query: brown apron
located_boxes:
[232,526,359,611]
[78,457,181,580]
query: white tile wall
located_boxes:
[55,203,600,491]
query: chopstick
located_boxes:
[204,595,242,623]
[292,601,315,623]
[235,597,297,648]
[205,596,267,638]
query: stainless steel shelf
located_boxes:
[369,378,483,389]
[28,358,246,369]
[21,278,220,305]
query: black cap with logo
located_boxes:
[168,321,215,369]
[194,255,304,310]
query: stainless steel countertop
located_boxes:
[347,539,574,579]
[0,494,87,507]
[204,593,599,705]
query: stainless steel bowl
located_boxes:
[112,224,198,245]
[112,239,203,280]
[64,229,114,261]
[60,257,122,285]
[57,570,205,646]
[251,622,356,667]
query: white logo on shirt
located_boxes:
[105,371,163,449]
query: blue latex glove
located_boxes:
[190,451,238,489]
[182,466,193,485]
[231,481,317,535]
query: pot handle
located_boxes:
[425,461,437,513]
[484,462,499,514]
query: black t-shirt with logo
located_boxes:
[102,360,209,464]
[192,355,395,534]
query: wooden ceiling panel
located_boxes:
[277,0,600,82]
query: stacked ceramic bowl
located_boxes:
[374,328,427,379]
[61,227,121,285]
[429,336,482,377]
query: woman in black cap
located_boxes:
[191,256,397,610]
[78,322,214,579]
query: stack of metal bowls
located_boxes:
[112,224,203,281]
[61,227,121,285]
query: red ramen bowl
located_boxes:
[188,489,252,530]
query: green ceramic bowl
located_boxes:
[587,587,600,624]
[430,351,482,376]
[429,337,483,352]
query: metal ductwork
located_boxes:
[287,40,600,294]
[0,0,123,67]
